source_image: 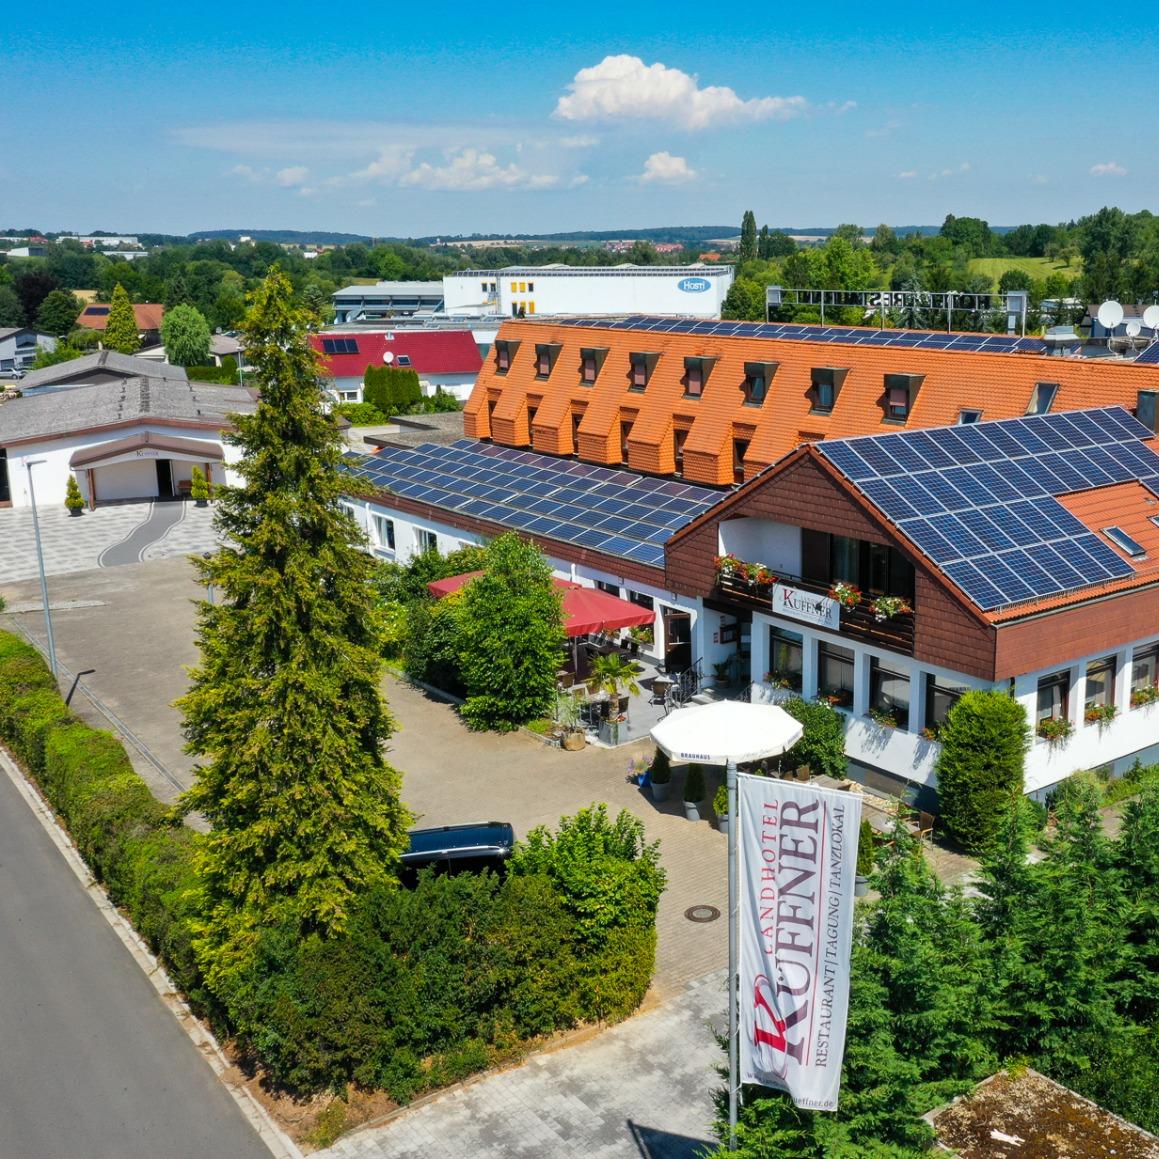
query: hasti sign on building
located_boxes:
[677,277,713,294]
[773,584,841,631]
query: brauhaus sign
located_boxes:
[737,774,861,1110]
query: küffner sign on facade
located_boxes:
[737,774,861,1111]
[772,583,840,631]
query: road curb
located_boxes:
[0,747,303,1159]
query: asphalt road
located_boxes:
[0,762,273,1159]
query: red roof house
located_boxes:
[311,330,482,400]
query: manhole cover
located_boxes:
[684,905,721,923]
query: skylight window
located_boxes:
[1026,382,1058,416]
[1103,526,1147,558]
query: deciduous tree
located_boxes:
[177,268,410,994]
[161,303,212,366]
[35,288,81,337]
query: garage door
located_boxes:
[95,461,159,502]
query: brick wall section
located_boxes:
[344,485,665,589]
[464,319,1159,486]
[993,584,1159,678]
[666,450,1003,679]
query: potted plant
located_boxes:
[854,818,875,897]
[1084,703,1117,727]
[64,474,85,517]
[1037,715,1074,744]
[190,466,210,507]
[867,705,899,729]
[829,581,861,610]
[650,747,672,802]
[683,763,707,821]
[714,782,730,837]
[556,692,586,751]
[714,553,742,581]
[590,651,644,718]
[1132,684,1159,708]
[869,595,913,621]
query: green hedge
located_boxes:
[0,631,205,1005]
[0,632,662,1101]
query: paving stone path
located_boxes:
[319,969,727,1159]
[0,501,218,583]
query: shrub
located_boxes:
[713,782,730,816]
[779,696,847,778]
[684,764,706,804]
[0,639,57,736]
[650,747,671,785]
[935,690,1030,854]
[856,817,875,876]
[186,363,240,385]
[8,688,72,775]
[332,401,387,425]
[403,595,465,696]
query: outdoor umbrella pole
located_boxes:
[728,756,739,1151]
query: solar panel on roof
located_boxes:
[818,406,1143,611]
[1137,342,1159,364]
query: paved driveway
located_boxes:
[0,500,218,583]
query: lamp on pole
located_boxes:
[25,459,59,680]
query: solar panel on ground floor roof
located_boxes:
[817,406,1145,611]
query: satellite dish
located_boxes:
[1097,300,1124,331]
[1143,305,1159,331]
[1126,319,1142,337]
[382,351,395,364]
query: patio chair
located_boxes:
[916,812,936,841]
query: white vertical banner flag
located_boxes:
[736,773,862,1111]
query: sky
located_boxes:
[4,1,1156,237]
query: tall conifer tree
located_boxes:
[178,268,409,991]
[739,210,758,263]
[103,282,141,353]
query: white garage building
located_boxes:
[0,375,256,509]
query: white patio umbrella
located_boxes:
[651,699,803,1152]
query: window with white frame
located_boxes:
[372,514,395,551]
[416,528,438,553]
[1084,655,1116,711]
[818,641,855,707]
[869,658,910,729]
[1036,669,1070,724]
[1132,643,1159,706]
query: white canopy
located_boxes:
[650,700,804,766]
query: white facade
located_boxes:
[696,514,1159,802]
[338,493,697,663]
[0,329,57,375]
[327,372,478,406]
[5,425,242,508]
[442,265,735,319]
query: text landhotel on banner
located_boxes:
[736,774,861,1111]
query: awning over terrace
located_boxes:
[427,571,655,638]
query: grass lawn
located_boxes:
[968,256,1082,285]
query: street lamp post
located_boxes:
[25,459,59,680]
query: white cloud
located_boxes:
[398,148,561,191]
[867,120,902,139]
[554,54,808,130]
[897,169,917,179]
[639,151,697,185]
[1090,160,1127,177]
[928,162,972,181]
[559,134,601,149]
[276,165,310,187]
[829,100,857,115]
[1031,174,1049,185]
[336,145,416,186]
[230,163,268,182]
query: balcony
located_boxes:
[714,570,916,655]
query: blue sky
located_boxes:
[5,1,1156,236]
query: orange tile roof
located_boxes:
[76,303,165,332]
[465,319,1159,487]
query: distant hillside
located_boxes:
[189,229,376,245]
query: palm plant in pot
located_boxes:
[650,746,672,802]
[683,763,707,821]
[555,691,586,751]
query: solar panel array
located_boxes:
[561,314,1047,355]
[816,406,1159,612]
[342,438,723,567]
[1137,341,1159,365]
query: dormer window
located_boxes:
[810,367,848,414]
[683,356,717,398]
[958,409,982,425]
[580,346,609,385]
[534,342,562,379]
[743,361,778,406]
[1027,381,1059,416]
[494,338,520,375]
[629,351,660,391]
[882,373,924,422]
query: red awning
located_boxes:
[426,571,653,638]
